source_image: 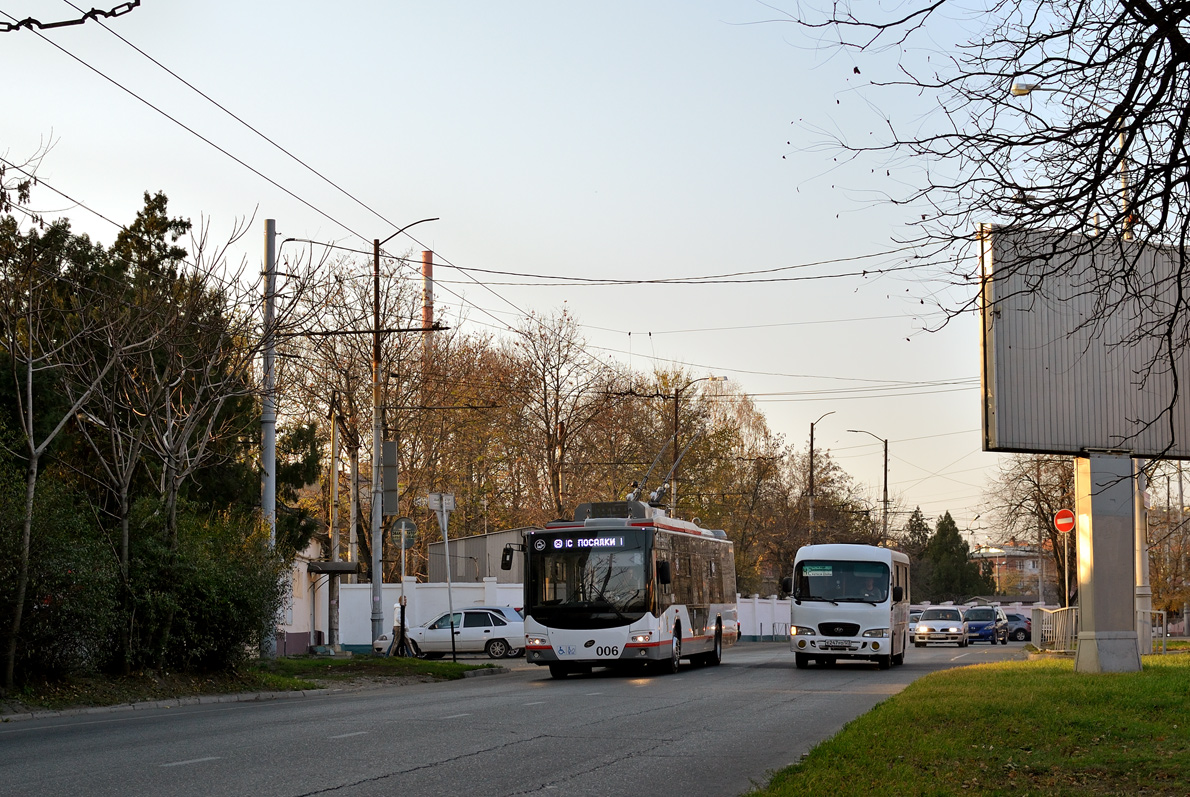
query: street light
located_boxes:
[370,217,438,644]
[808,411,835,543]
[847,429,889,543]
[669,375,727,515]
[1010,82,1131,240]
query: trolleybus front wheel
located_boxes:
[662,627,682,674]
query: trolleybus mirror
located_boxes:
[500,546,514,570]
[656,560,672,585]
[780,577,793,595]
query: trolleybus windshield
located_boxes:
[527,529,650,629]
[794,559,890,603]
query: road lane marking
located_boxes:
[329,731,368,739]
[161,757,220,767]
[524,701,546,705]
[442,713,472,719]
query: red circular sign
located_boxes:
[1054,508,1076,534]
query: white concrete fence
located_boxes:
[326,583,796,648]
[313,583,1050,650]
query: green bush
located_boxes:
[126,499,286,672]
[0,469,119,681]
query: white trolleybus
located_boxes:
[781,543,910,670]
[519,500,738,678]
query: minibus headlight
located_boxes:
[862,628,890,638]
[792,626,816,636]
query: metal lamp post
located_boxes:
[370,217,438,644]
[808,411,835,543]
[848,428,889,544]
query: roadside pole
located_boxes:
[430,493,457,661]
[261,219,278,658]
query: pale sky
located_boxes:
[0,1,998,535]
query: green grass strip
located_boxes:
[747,655,1190,797]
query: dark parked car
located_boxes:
[1004,612,1031,641]
[964,606,1009,645]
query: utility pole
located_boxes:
[847,428,888,544]
[880,437,889,544]
[370,238,384,643]
[328,394,340,648]
[808,411,835,543]
[369,219,438,645]
[1037,459,1044,603]
[261,218,278,658]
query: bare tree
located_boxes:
[984,453,1076,604]
[0,217,155,691]
[793,2,1190,439]
[1143,461,1190,619]
[507,310,620,519]
[130,216,320,543]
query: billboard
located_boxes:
[980,226,1190,458]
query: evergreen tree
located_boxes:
[899,506,933,600]
[921,511,995,603]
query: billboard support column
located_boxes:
[1134,460,1153,653]
[1074,452,1142,673]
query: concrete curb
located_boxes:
[463,666,509,678]
[0,688,335,723]
[1,665,514,723]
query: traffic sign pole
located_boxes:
[1054,509,1076,607]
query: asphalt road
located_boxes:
[0,641,1024,797]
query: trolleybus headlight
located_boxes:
[792,626,816,636]
[526,636,548,647]
[629,632,652,643]
[862,628,890,638]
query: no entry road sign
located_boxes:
[1054,508,1076,534]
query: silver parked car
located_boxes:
[1004,611,1031,641]
[913,607,969,647]
[407,606,525,659]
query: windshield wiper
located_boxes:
[799,596,839,606]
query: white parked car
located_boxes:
[407,606,525,659]
[913,607,969,647]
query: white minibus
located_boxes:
[782,543,910,670]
